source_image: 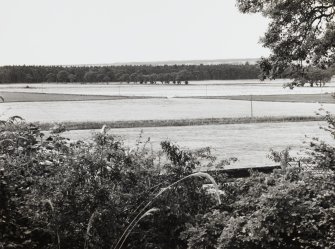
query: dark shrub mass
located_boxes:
[1,115,335,248]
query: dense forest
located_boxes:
[0,63,261,84]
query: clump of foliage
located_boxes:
[181,113,335,249]
[283,66,333,89]
[0,116,224,249]
[182,168,335,249]
[237,0,335,86]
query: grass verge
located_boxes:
[37,116,323,131]
[181,93,335,103]
[0,91,163,102]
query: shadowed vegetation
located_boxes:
[0,64,261,84]
[1,114,335,248]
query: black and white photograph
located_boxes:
[1,0,335,248]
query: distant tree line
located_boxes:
[0,63,261,84]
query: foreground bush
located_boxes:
[181,113,335,249]
[0,117,222,249]
[1,115,335,248]
[182,168,335,249]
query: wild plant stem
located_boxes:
[84,210,97,249]
[112,173,212,249]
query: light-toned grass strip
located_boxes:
[112,172,221,249]
[38,115,322,131]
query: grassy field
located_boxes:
[1,81,333,169]
[1,91,334,103]
[0,91,160,102]
[2,80,335,97]
[61,121,333,168]
[2,98,333,122]
[184,93,335,103]
[1,81,334,124]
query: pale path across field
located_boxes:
[63,121,333,169]
[1,98,334,122]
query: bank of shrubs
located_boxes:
[1,115,335,248]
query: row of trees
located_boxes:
[282,66,335,88]
[0,63,261,84]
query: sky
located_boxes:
[0,0,270,65]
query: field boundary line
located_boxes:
[37,115,324,131]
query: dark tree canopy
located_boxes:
[0,63,261,84]
[237,0,335,82]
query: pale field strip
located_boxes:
[0,79,334,97]
[62,121,333,169]
[1,98,335,123]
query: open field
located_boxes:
[1,91,334,104]
[2,80,335,136]
[2,80,335,169]
[1,79,335,97]
[1,98,334,123]
[62,121,333,169]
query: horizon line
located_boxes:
[0,57,260,67]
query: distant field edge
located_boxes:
[0,91,165,102]
[180,93,335,104]
[37,116,324,131]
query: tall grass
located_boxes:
[42,199,60,249]
[112,172,221,249]
[116,208,160,249]
[84,210,98,249]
